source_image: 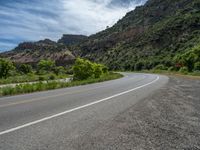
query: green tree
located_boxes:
[154,64,167,70]
[73,58,94,80]
[53,66,66,75]
[18,64,32,74]
[174,45,200,72]
[93,64,103,78]
[194,62,200,71]
[0,59,15,78]
[134,61,144,71]
[73,58,107,80]
[37,59,55,74]
[102,65,108,74]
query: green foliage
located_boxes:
[53,66,66,75]
[18,64,32,74]
[37,59,55,74]
[168,66,175,72]
[154,64,167,70]
[102,65,108,74]
[174,44,200,72]
[93,64,103,78]
[0,73,123,96]
[134,62,144,71]
[194,62,200,71]
[0,59,15,78]
[49,74,56,80]
[71,0,200,75]
[73,58,94,80]
[179,67,189,74]
[73,58,108,80]
[38,76,45,81]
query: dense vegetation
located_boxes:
[74,0,200,74]
[0,58,68,84]
[0,0,199,76]
[0,58,122,96]
[73,58,108,80]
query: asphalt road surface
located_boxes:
[0,73,169,150]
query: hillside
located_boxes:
[75,0,200,71]
[1,0,200,71]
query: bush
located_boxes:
[53,66,66,75]
[179,67,189,74]
[102,66,109,74]
[168,66,175,71]
[73,58,108,80]
[154,64,167,70]
[39,76,45,81]
[37,59,55,74]
[194,62,200,71]
[93,64,103,78]
[18,64,32,74]
[174,44,200,72]
[73,58,94,80]
[49,74,56,80]
[0,58,15,78]
[134,61,144,71]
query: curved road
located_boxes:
[0,73,168,150]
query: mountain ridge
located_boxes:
[1,0,200,71]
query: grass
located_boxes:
[0,73,68,85]
[0,72,123,97]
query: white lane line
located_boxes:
[0,76,159,136]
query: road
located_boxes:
[0,73,168,150]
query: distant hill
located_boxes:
[0,39,75,66]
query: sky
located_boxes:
[0,0,147,51]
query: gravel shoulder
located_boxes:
[71,76,200,150]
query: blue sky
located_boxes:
[0,0,146,51]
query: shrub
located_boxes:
[174,44,200,72]
[18,64,33,74]
[194,62,200,71]
[73,58,95,80]
[134,61,144,71]
[102,66,109,74]
[93,64,103,78]
[49,74,56,80]
[168,66,175,71]
[37,59,55,74]
[39,76,45,81]
[154,64,167,70]
[73,58,108,80]
[179,67,188,74]
[0,58,15,78]
[53,66,66,75]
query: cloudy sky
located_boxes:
[0,0,146,51]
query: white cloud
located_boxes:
[0,0,146,51]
